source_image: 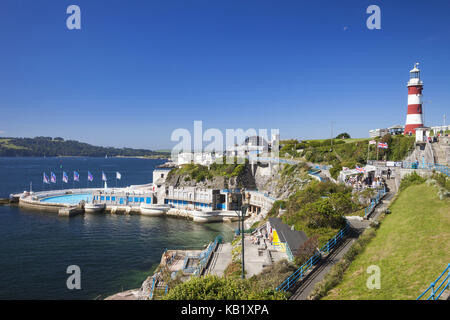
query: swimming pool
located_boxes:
[40,193,92,205]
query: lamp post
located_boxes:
[240,203,248,279]
[237,190,250,279]
[330,121,335,152]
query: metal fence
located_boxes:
[182,235,223,275]
[276,223,350,292]
[149,276,168,300]
[417,263,450,300]
[364,187,386,218]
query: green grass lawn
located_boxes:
[323,184,450,300]
[341,138,371,144]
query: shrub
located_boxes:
[329,161,342,180]
[163,275,287,300]
[248,260,297,294]
[268,200,287,217]
[399,172,426,191]
[224,261,243,278]
[430,172,450,191]
[294,234,319,266]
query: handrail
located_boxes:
[276,223,350,292]
[417,263,450,300]
[149,276,156,299]
[182,235,223,275]
[319,224,350,254]
[364,186,386,218]
[149,275,170,300]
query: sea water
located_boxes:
[0,157,236,299]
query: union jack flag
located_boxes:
[62,171,68,183]
[356,166,366,173]
[378,142,388,149]
[43,172,50,184]
[50,172,56,183]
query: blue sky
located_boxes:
[0,0,449,149]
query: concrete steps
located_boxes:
[432,139,450,166]
[58,206,83,217]
[205,243,232,276]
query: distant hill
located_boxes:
[0,136,169,158]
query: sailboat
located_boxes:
[105,154,108,159]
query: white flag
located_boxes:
[116,172,121,180]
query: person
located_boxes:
[387,168,391,179]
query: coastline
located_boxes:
[0,155,169,159]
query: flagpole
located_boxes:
[367,143,370,163]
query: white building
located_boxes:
[175,152,220,166]
[152,168,172,190]
[369,128,389,138]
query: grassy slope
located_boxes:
[0,139,29,150]
[305,138,370,144]
[323,184,450,300]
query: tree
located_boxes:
[294,234,319,266]
[335,132,350,139]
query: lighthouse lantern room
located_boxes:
[404,63,424,135]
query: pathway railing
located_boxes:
[149,276,168,300]
[182,235,223,275]
[197,235,223,275]
[364,186,386,218]
[276,223,350,292]
[416,263,450,300]
[319,223,350,254]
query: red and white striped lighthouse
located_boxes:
[404,63,424,135]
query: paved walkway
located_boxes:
[206,237,286,278]
[432,138,449,166]
[205,243,232,276]
[368,178,397,221]
[242,237,273,278]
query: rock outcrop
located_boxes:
[164,164,257,190]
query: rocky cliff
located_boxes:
[164,163,257,190]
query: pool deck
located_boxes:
[18,188,102,213]
[16,188,247,223]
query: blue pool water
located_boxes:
[40,193,93,205]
